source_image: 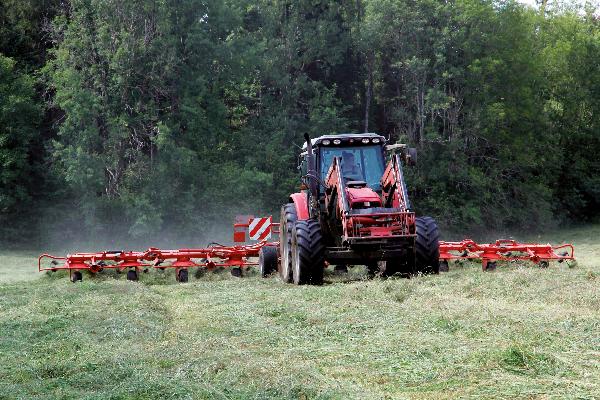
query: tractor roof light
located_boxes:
[372,138,380,144]
[333,139,342,145]
[322,139,331,145]
[361,138,370,144]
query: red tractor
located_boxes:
[269,133,441,285]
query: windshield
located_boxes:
[319,146,385,191]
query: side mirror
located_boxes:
[405,147,417,166]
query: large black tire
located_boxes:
[415,216,440,274]
[279,203,298,283]
[259,246,278,277]
[291,219,325,285]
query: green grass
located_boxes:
[1,227,599,399]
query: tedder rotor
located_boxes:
[39,216,280,282]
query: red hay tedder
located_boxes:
[38,132,575,283]
[38,217,280,282]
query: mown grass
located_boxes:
[0,226,599,399]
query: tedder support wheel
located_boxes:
[439,260,450,272]
[291,219,325,285]
[259,246,278,278]
[127,269,138,281]
[177,268,189,283]
[483,261,497,271]
[71,271,83,283]
[280,203,298,283]
[415,216,441,274]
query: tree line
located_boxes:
[1,0,598,246]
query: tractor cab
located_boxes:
[300,133,387,195]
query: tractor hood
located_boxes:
[346,186,382,209]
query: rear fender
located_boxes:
[289,192,309,220]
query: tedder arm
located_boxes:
[439,239,575,271]
[39,216,279,282]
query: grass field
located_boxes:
[1,226,599,399]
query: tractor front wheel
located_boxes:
[291,219,325,285]
[415,216,440,274]
[280,203,298,283]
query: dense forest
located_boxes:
[1,0,599,246]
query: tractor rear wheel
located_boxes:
[291,219,325,285]
[280,203,298,283]
[415,216,440,274]
[259,246,278,277]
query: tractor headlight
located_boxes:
[333,139,341,145]
[361,138,370,144]
[322,139,331,145]
[372,138,380,144]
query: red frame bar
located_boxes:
[39,242,279,273]
[39,216,281,275]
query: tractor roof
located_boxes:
[302,133,387,149]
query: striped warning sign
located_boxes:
[249,217,272,241]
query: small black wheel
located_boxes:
[127,269,138,281]
[291,219,325,285]
[259,246,278,278]
[280,203,298,283]
[177,268,189,283]
[230,267,242,277]
[484,261,497,271]
[539,260,549,268]
[71,271,83,283]
[439,260,449,272]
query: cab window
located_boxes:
[319,146,385,191]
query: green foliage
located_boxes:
[1,0,600,243]
[0,54,40,238]
[0,0,64,67]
